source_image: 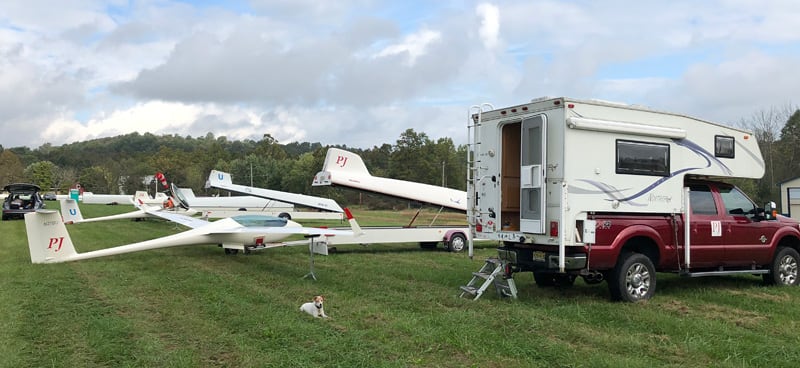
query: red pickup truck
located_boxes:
[500,179,800,302]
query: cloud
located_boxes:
[1,0,799,150]
[475,3,499,50]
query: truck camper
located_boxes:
[463,97,800,301]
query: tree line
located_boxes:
[1,105,799,211]
[0,129,465,210]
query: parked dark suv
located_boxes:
[3,183,45,220]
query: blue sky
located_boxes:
[1,0,799,149]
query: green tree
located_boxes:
[24,161,57,191]
[390,129,436,184]
[79,166,114,193]
[778,109,800,181]
[0,150,25,185]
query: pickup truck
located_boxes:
[499,179,800,302]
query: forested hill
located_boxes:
[0,129,467,210]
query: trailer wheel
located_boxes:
[608,252,656,302]
[763,247,800,286]
[446,233,467,253]
[278,212,291,220]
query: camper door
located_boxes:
[520,116,546,234]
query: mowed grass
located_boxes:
[2,203,800,367]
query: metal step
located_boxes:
[682,269,769,278]
[459,286,478,295]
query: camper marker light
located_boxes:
[550,221,559,236]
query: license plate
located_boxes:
[532,251,546,262]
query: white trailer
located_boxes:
[312,147,473,252]
[288,225,471,253]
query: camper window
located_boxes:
[714,135,735,158]
[615,140,670,176]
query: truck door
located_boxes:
[686,184,725,267]
[520,115,546,234]
[717,184,774,266]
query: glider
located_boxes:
[59,198,199,224]
[312,148,467,211]
[207,170,344,213]
[25,205,362,264]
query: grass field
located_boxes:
[2,203,800,367]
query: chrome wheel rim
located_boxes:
[625,263,651,300]
[778,255,798,285]
[450,236,465,252]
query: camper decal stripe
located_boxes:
[673,138,732,175]
[575,138,728,205]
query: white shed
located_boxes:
[779,176,800,219]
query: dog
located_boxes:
[299,295,328,318]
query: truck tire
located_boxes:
[446,233,467,253]
[763,247,800,286]
[608,252,656,302]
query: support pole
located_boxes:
[302,234,322,281]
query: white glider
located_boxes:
[312,148,467,211]
[59,198,199,224]
[207,170,344,213]
[25,206,362,264]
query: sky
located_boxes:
[1,0,799,150]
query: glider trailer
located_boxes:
[466,97,800,301]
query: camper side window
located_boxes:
[715,135,735,158]
[615,140,670,176]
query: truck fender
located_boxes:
[601,225,668,268]
[766,226,800,258]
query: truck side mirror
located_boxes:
[763,201,777,220]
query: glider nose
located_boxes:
[285,219,303,228]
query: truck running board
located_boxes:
[459,258,517,300]
[681,269,769,278]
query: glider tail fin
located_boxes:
[208,170,234,187]
[321,148,370,175]
[25,210,78,264]
[59,198,84,224]
[344,208,364,236]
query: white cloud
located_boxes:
[374,29,442,66]
[476,3,499,50]
[1,0,799,150]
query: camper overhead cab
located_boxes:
[464,97,800,302]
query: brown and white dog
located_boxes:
[299,295,328,318]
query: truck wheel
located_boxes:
[763,247,800,286]
[446,233,467,253]
[608,252,656,302]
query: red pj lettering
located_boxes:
[48,237,64,252]
[335,156,348,168]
